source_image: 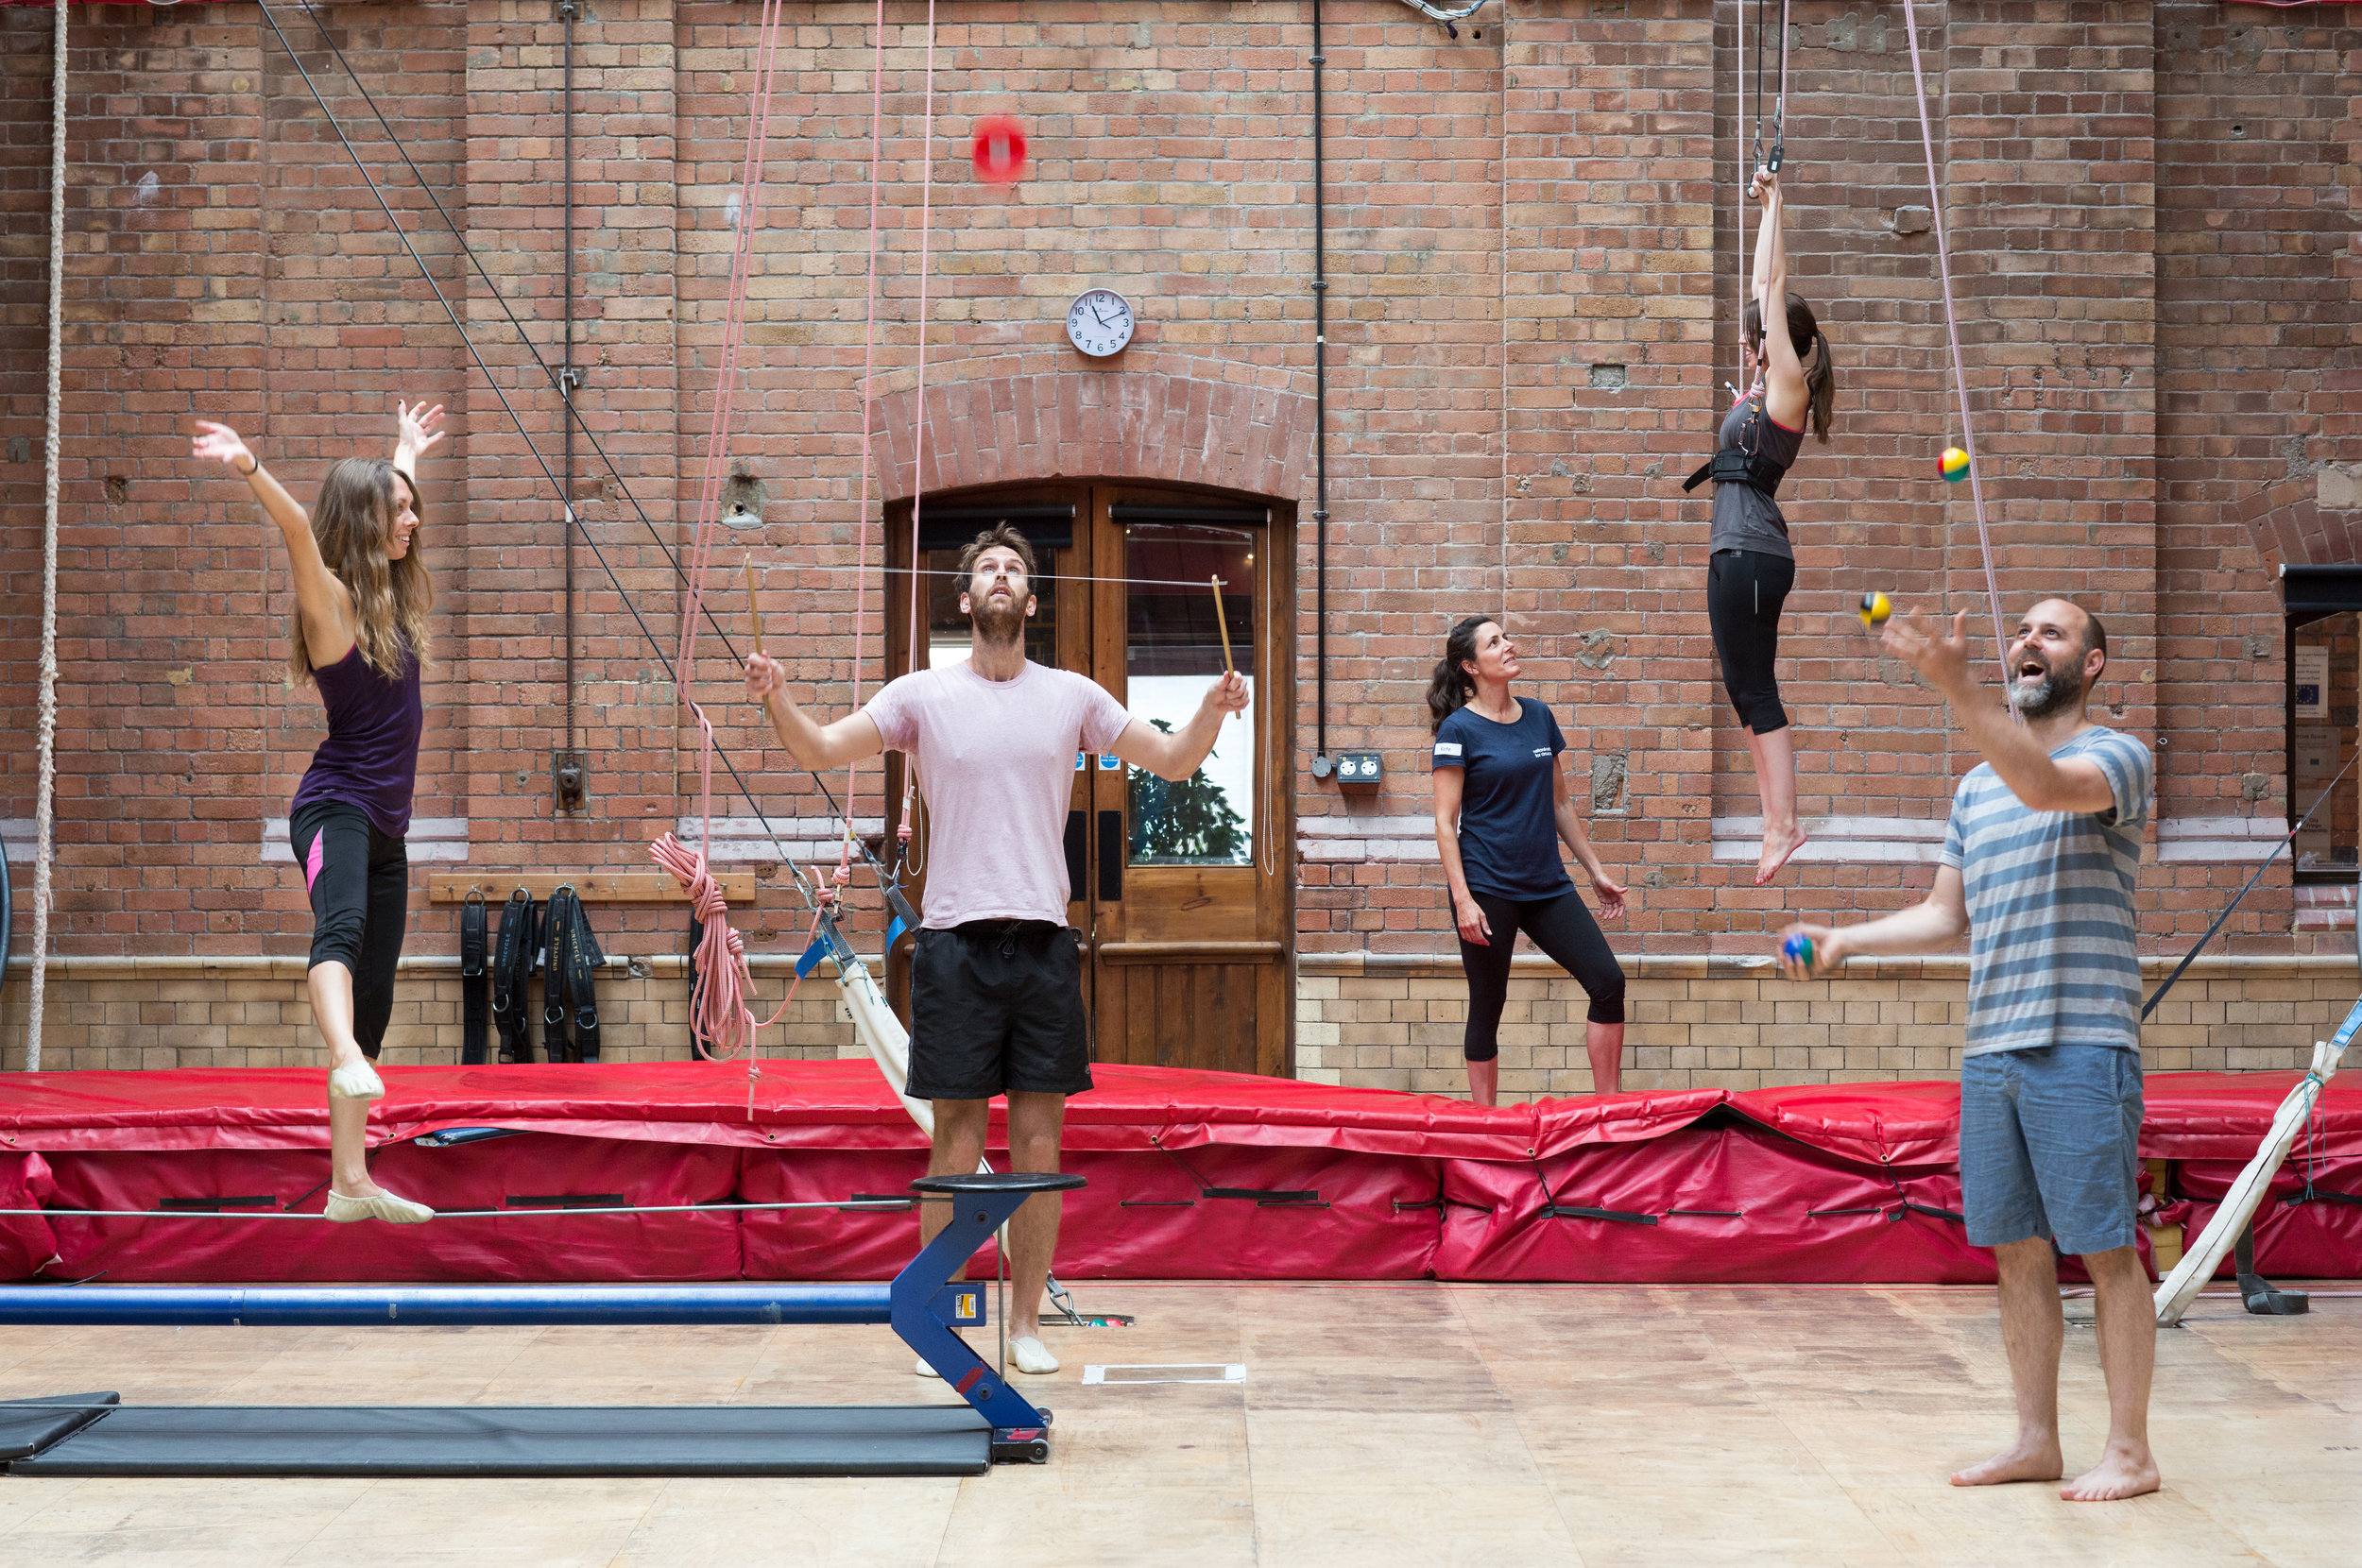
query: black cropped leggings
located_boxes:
[1706,547,1795,734]
[1457,889,1627,1063]
[290,799,409,1060]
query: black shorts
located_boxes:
[907,920,1093,1101]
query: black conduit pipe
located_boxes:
[558,0,581,805]
[1309,0,1332,775]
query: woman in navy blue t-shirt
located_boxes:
[1429,616,1627,1105]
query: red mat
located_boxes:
[0,1063,2353,1285]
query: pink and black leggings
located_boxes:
[289,799,409,1060]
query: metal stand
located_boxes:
[2232,1219,2309,1317]
[0,1170,1085,1474]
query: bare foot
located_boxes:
[1949,1437,2063,1488]
[1754,825,1808,886]
[2061,1442,2160,1502]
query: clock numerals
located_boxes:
[1067,291,1134,358]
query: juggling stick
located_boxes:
[745,559,765,656]
[1210,574,1234,673]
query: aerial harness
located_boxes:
[459,889,489,1065]
[540,884,604,1065]
[1683,386,1793,502]
[490,887,539,1064]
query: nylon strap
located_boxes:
[459,890,488,1065]
[492,889,538,1065]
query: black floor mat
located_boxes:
[3,1401,990,1477]
[0,1392,115,1460]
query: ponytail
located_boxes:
[1427,615,1498,733]
[1748,293,1836,444]
[1804,326,1835,443]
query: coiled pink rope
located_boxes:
[652,712,812,1065]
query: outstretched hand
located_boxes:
[1879,607,1976,701]
[192,420,255,473]
[745,651,785,705]
[396,400,447,455]
[1749,166,1781,206]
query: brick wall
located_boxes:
[1,3,2357,1076]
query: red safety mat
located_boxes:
[0,1065,2353,1284]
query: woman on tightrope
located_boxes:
[1429,616,1628,1106]
[194,402,445,1223]
[1692,167,1835,884]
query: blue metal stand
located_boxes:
[0,1170,1085,1468]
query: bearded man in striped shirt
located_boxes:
[1777,597,2160,1504]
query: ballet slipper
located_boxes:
[327,1060,385,1101]
[324,1188,434,1224]
[1009,1336,1059,1375]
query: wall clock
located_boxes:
[1066,289,1135,358]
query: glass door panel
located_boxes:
[1122,524,1257,867]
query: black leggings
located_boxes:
[1457,889,1626,1062]
[290,799,409,1060]
[1706,547,1794,734]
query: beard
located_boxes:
[2008,654,2086,719]
[970,590,1026,647]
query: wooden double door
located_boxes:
[883,481,1294,1078]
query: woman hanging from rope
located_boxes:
[1689,167,1836,885]
[193,401,445,1224]
[1429,616,1628,1105]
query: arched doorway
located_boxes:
[882,479,1296,1077]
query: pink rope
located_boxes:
[840,0,889,882]
[897,0,942,841]
[651,717,810,1063]
[654,0,804,1081]
[1899,0,2012,687]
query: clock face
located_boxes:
[1066,289,1135,357]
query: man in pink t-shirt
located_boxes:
[745,523,1246,1372]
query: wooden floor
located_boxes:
[1,1282,2355,1566]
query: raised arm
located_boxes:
[392,399,446,484]
[1749,170,1809,430]
[744,652,885,771]
[1108,671,1250,781]
[193,419,354,669]
[1881,609,2116,814]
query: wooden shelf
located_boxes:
[427,872,760,906]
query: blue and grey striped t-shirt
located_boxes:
[1940,726,2153,1058]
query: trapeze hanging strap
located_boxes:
[458,889,488,1065]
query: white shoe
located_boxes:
[327,1061,385,1101]
[325,1188,434,1224]
[1009,1336,1058,1375]
[915,1355,940,1379]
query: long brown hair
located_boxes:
[1744,291,1836,442]
[284,457,433,687]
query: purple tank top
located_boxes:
[290,634,422,838]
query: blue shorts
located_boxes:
[1959,1045,2144,1257]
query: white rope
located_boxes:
[26,0,66,1074]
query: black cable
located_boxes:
[2142,750,2360,1020]
[265,2,899,907]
